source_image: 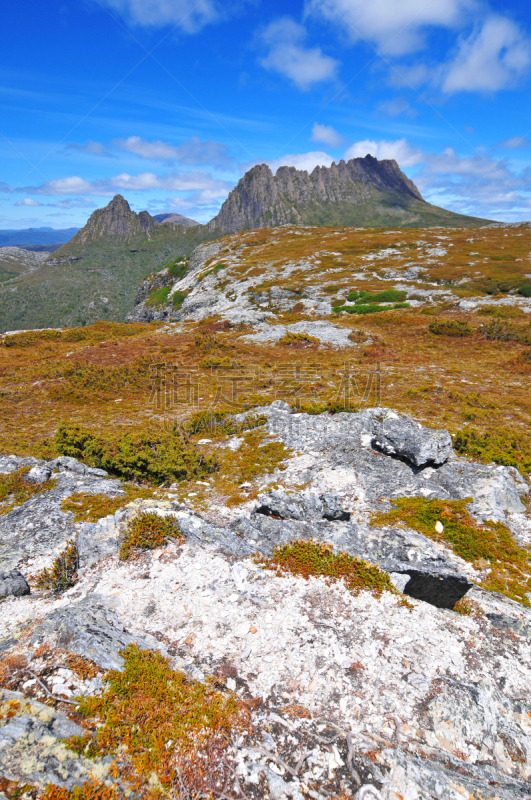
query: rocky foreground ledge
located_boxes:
[0,406,530,800]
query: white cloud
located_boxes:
[311,123,343,147]
[261,18,339,90]
[377,97,416,117]
[344,138,422,167]
[500,136,531,150]
[114,135,232,167]
[442,15,531,93]
[22,171,231,197]
[65,140,114,157]
[265,151,335,174]
[306,0,471,55]
[96,0,219,32]
[15,198,42,206]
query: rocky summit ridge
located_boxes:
[207,156,490,232]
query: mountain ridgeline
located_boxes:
[207,156,489,232]
[0,156,491,332]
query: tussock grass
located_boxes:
[429,320,474,337]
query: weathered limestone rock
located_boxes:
[0,570,30,598]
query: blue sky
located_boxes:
[2,0,531,228]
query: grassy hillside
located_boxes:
[0,225,213,332]
[1,224,531,508]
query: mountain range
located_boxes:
[0,156,492,332]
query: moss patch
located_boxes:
[373,497,531,605]
[258,540,396,597]
[61,485,156,522]
[453,426,531,476]
[67,645,247,795]
[145,287,170,308]
[0,467,57,516]
[119,511,184,560]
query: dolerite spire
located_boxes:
[74,194,156,245]
[206,155,486,231]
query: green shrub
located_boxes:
[146,287,170,308]
[204,262,226,278]
[476,305,524,319]
[54,422,218,484]
[429,320,474,337]
[518,284,531,298]
[481,319,531,345]
[35,540,79,594]
[172,290,187,309]
[168,260,187,280]
[334,303,408,315]
[120,512,184,560]
[453,426,531,475]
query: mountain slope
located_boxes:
[207,156,490,233]
[0,196,211,332]
[153,212,199,226]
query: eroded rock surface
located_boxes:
[0,406,530,799]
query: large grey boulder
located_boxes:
[370,413,453,467]
[255,490,350,521]
[0,570,30,599]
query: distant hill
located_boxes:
[153,212,199,226]
[0,227,79,247]
[207,156,490,233]
[0,196,211,332]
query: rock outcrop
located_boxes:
[1,406,530,799]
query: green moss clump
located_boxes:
[258,540,395,597]
[429,320,474,337]
[172,289,187,309]
[67,645,244,793]
[373,496,531,606]
[54,422,218,485]
[334,303,408,315]
[453,426,531,476]
[168,260,187,280]
[347,289,407,304]
[204,262,226,278]
[35,540,79,594]
[518,284,531,298]
[0,467,57,516]
[119,511,183,560]
[145,287,170,308]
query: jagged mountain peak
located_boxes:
[73,194,156,245]
[207,155,486,233]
